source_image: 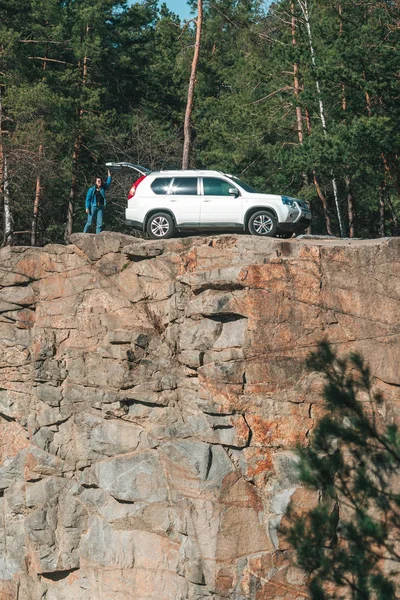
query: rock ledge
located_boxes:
[0,232,399,599]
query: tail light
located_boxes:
[128,175,146,200]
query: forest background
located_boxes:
[0,0,399,245]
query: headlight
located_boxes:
[281,196,296,207]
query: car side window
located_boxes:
[170,177,198,195]
[151,178,172,195]
[203,177,238,196]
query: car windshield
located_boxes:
[226,175,257,193]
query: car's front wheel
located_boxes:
[146,212,175,239]
[248,211,278,237]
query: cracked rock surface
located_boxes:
[0,232,399,599]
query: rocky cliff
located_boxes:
[0,232,399,600]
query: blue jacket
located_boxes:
[85,176,112,210]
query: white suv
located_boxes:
[106,163,311,239]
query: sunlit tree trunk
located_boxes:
[339,3,355,237]
[345,175,355,238]
[305,108,333,235]
[31,56,47,246]
[31,142,43,246]
[363,71,372,117]
[379,185,385,237]
[291,2,304,147]
[3,156,12,246]
[182,0,203,170]
[290,2,310,232]
[65,134,81,242]
[0,86,13,246]
[297,0,344,237]
[386,194,399,236]
[381,153,398,236]
[363,64,394,237]
[65,26,88,242]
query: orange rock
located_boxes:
[0,233,398,599]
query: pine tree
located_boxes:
[286,342,400,599]
[0,0,65,245]
[1,0,399,243]
[182,0,203,169]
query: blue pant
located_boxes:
[84,206,103,234]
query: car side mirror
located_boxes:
[229,188,240,197]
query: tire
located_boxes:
[146,212,175,239]
[248,210,278,237]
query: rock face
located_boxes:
[0,232,399,599]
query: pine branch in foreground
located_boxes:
[285,341,400,600]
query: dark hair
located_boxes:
[95,176,103,183]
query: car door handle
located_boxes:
[203,199,212,202]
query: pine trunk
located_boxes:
[0,87,13,246]
[31,57,47,246]
[3,156,13,246]
[305,108,333,235]
[65,27,89,242]
[386,195,399,236]
[291,3,304,146]
[182,0,203,170]
[338,9,356,239]
[65,134,80,242]
[363,72,372,117]
[313,171,333,236]
[290,2,310,233]
[291,2,308,187]
[297,0,344,237]
[381,153,397,236]
[379,185,385,237]
[31,144,43,246]
[345,175,355,238]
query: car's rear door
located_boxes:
[167,177,201,227]
[199,177,243,227]
[105,162,151,176]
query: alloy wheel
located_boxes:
[252,214,273,235]
[150,216,170,237]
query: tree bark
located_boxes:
[31,144,43,246]
[290,2,310,232]
[313,171,333,236]
[345,175,355,238]
[291,2,309,185]
[3,155,12,246]
[0,86,13,246]
[305,108,333,235]
[31,56,48,246]
[182,0,203,170]
[380,153,398,236]
[291,3,304,146]
[338,8,356,238]
[65,126,81,242]
[386,194,399,236]
[363,71,372,117]
[65,26,89,242]
[296,0,344,237]
[379,185,385,237]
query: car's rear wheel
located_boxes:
[146,212,175,239]
[248,211,278,237]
